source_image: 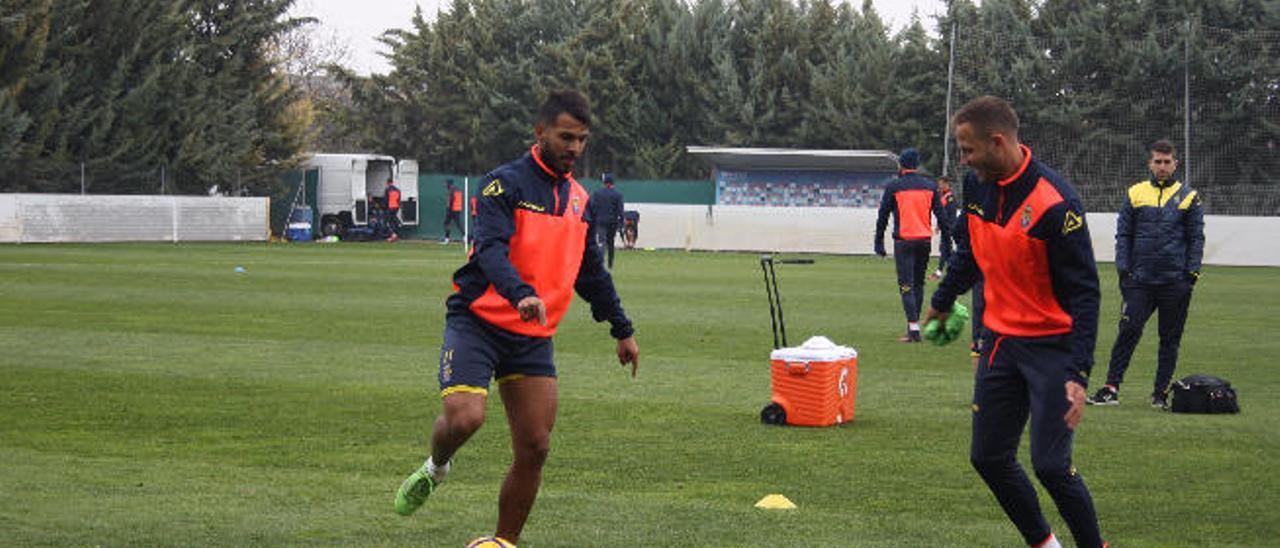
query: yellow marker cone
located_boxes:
[754,494,796,510]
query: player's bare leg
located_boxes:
[432,392,487,465]
[495,376,558,543]
[396,392,486,515]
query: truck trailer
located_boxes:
[305,153,419,238]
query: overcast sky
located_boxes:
[289,0,950,75]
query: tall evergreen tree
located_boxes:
[2,0,312,194]
[0,0,51,167]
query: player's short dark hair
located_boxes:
[954,96,1019,138]
[1150,139,1177,156]
[537,89,592,128]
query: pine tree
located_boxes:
[0,0,52,171]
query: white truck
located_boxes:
[305,153,419,237]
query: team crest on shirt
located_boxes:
[1013,204,1034,226]
[572,194,581,215]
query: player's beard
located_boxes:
[539,140,575,175]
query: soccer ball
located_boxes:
[465,536,515,548]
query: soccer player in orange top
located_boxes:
[874,147,951,342]
[443,179,464,243]
[394,90,639,546]
[926,96,1105,548]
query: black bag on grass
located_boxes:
[1170,375,1240,414]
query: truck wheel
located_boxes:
[320,215,344,237]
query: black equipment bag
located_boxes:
[1169,375,1240,414]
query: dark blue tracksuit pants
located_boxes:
[973,335,1102,547]
[1104,279,1193,395]
[894,239,931,323]
[595,222,618,269]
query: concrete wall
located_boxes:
[0,194,270,243]
[626,204,1280,267]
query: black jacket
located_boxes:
[588,186,624,227]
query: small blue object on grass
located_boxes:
[233,266,246,274]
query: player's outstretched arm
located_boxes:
[616,336,639,378]
[574,221,635,340]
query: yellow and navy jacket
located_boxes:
[1115,178,1204,285]
[447,146,633,340]
[932,146,1100,386]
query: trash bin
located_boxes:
[768,336,858,426]
[286,205,313,241]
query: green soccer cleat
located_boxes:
[394,469,435,516]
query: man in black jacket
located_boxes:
[1089,139,1204,409]
[588,173,624,269]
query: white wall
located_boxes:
[627,204,1280,267]
[0,194,269,243]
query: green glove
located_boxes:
[923,317,947,345]
[924,302,970,346]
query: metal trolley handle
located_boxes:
[760,255,815,349]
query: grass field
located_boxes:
[1,242,1276,547]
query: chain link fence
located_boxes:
[946,21,1280,216]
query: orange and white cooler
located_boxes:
[768,336,858,427]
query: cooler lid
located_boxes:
[769,336,857,361]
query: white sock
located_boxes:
[1034,533,1063,548]
[908,322,920,332]
[424,456,450,484]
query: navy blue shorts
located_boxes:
[438,311,556,397]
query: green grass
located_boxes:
[1,242,1276,547]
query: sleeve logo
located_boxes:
[482,179,504,197]
[1062,210,1084,235]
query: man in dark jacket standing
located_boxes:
[588,173,624,269]
[874,148,951,342]
[1089,139,1204,409]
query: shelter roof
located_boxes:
[686,146,900,173]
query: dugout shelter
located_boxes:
[687,146,900,208]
